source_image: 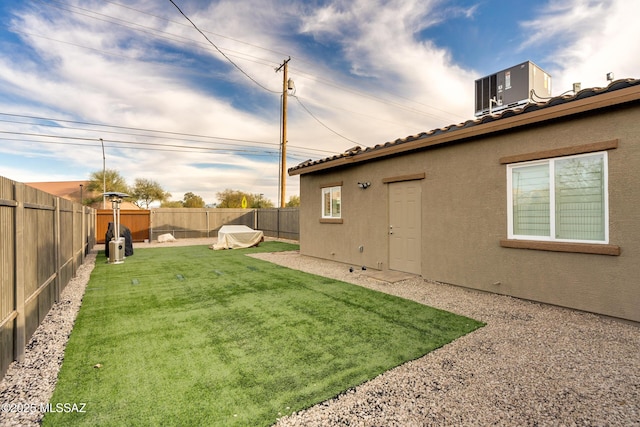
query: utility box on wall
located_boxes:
[475,61,551,116]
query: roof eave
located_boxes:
[289,83,640,176]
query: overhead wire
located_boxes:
[35,0,465,125]
[21,0,464,134]
[100,0,467,123]
[0,112,337,156]
[0,130,273,153]
[101,0,289,60]
[0,131,317,161]
[167,0,280,94]
[287,67,468,124]
[14,0,466,152]
[29,0,362,146]
[0,127,326,162]
[0,137,269,156]
[97,0,461,123]
[0,132,317,161]
[292,96,359,145]
[28,0,280,70]
[26,0,367,148]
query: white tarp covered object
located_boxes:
[211,225,264,250]
[157,233,176,243]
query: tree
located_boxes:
[216,189,249,208]
[286,195,300,207]
[86,169,129,206]
[130,178,170,209]
[160,200,184,208]
[183,192,205,208]
[251,193,274,208]
[216,189,274,208]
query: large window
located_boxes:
[507,152,608,243]
[322,186,341,219]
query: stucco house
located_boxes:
[289,78,640,323]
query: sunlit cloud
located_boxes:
[0,0,636,205]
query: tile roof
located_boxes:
[289,78,640,175]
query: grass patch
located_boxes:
[44,241,483,426]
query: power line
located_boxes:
[101,0,289,60]
[102,0,464,123]
[0,112,337,156]
[34,0,465,124]
[0,134,318,162]
[0,130,271,153]
[11,1,465,148]
[292,96,360,145]
[27,0,280,71]
[100,0,460,122]
[0,131,313,160]
[288,67,467,123]
[0,127,323,160]
[168,0,280,94]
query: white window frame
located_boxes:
[507,151,609,244]
[321,186,341,219]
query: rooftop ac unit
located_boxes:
[475,61,551,117]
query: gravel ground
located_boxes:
[1,240,638,426]
[0,250,97,427]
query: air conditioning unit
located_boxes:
[108,237,125,264]
[475,61,551,116]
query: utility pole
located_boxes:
[276,57,291,208]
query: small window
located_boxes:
[507,152,608,243]
[322,186,341,219]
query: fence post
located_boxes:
[150,210,154,242]
[13,183,25,363]
[81,205,86,259]
[54,197,61,302]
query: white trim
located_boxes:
[321,185,341,219]
[507,151,609,244]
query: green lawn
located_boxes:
[43,241,483,426]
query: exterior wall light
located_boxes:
[357,182,371,189]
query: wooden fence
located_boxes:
[96,209,150,243]
[149,208,299,241]
[0,198,296,381]
[0,177,96,380]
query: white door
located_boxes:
[389,181,421,274]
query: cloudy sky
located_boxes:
[0,0,637,206]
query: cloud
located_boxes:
[298,0,476,128]
[1,2,292,201]
[1,0,637,206]
[0,0,483,207]
[519,0,640,91]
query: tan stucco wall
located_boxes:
[298,104,640,322]
[300,163,390,270]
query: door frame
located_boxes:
[387,177,423,275]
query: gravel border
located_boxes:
[0,250,97,427]
[1,242,638,426]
